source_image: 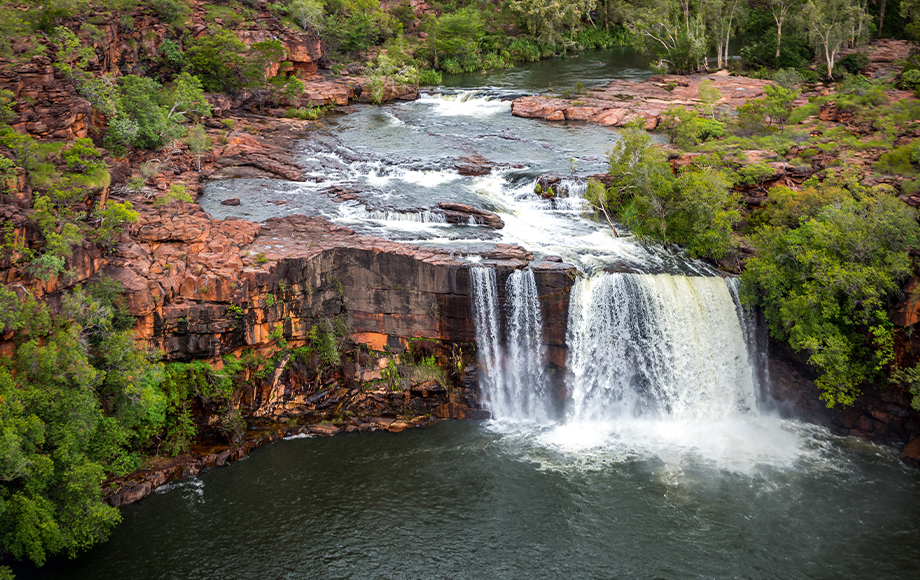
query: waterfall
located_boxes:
[471,268,502,407]
[472,269,763,425]
[471,268,549,420]
[566,273,758,422]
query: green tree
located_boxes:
[702,0,744,70]
[762,83,800,131]
[0,282,168,569]
[91,201,139,253]
[242,40,288,110]
[766,0,805,60]
[586,127,738,258]
[154,184,194,215]
[742,188,920,407]
[426,7,484,69]
[118,73,209,150]
[184,30,248,92]
[627,0,708,73]
[509,0,595,48]
[288,0,325,31]
[803,0,867,78]
[185,124,211,171]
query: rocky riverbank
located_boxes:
[511,72,773,129]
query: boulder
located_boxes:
[437,202,505,229]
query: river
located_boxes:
[18,48,920,580]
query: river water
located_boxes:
[19,49,920,579]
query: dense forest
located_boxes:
[1,0,919,577]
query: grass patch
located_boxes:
[73,167,112,189]
[204,3,249,29]
[27,162,59,188]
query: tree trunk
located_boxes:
[776,19,783,59]
[879,0,887,37]
[716,40,723,70]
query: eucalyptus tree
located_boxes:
[702,0,745,70]
[766,0,804,60]
[626,0,707,73]
[803,0,868,78]
[509,0,597,48]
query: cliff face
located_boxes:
[767,339,920,466]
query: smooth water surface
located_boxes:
[439,46,652,94]
[21,420,920,580]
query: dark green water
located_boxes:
[19,421,920,579]
[440,46,652,94]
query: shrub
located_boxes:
[184,30,247,93]
[899,69,920,90]
[150,0,187,22]
[772,68,805,90]
[587,127,739,259]
[838,52,871,75]
[285,107,319,120]
[418,68,442,86]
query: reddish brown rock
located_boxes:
[512,74,771,129]
[900,437,920,467]
[437,202,505,229]
[893,277,920,327]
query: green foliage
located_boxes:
[734,162,777,188]
[149,0,188,22]
[270,74,305,105]
[184,30,247,92]
[697,80,721,118]
[185,124,211,171]
[287,0,324,31]
[838,52,871,75]
[117,75,178,149]
[382,358,401,390]
[588,128,739,259]
[876,144,920,176]
[154,184,194,215]
[0,88,15,125]
[158,38,185,67]
[509,0,595,48]
[891,364,920,411]
[91,201,139,253]
[899,69,920,90]
[762,83,800,132]
[418,68,443,86]
[0,282,168,568]
[742,182,920,407]
[660,105,726,147]
[117,72,209,150]
[426,7,484,69]
[772,67,806,89]
[284,106,328,120]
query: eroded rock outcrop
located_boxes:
[512,73,773,129]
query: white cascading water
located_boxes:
[471,267,502,409]
[566,273,758,423]
[472,268,550,421]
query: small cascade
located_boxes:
[471,267,550,420]
[566,273,758,422]
[726,277,771,404]
[471,267,502,404]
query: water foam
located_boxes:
[417,91,511,118]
